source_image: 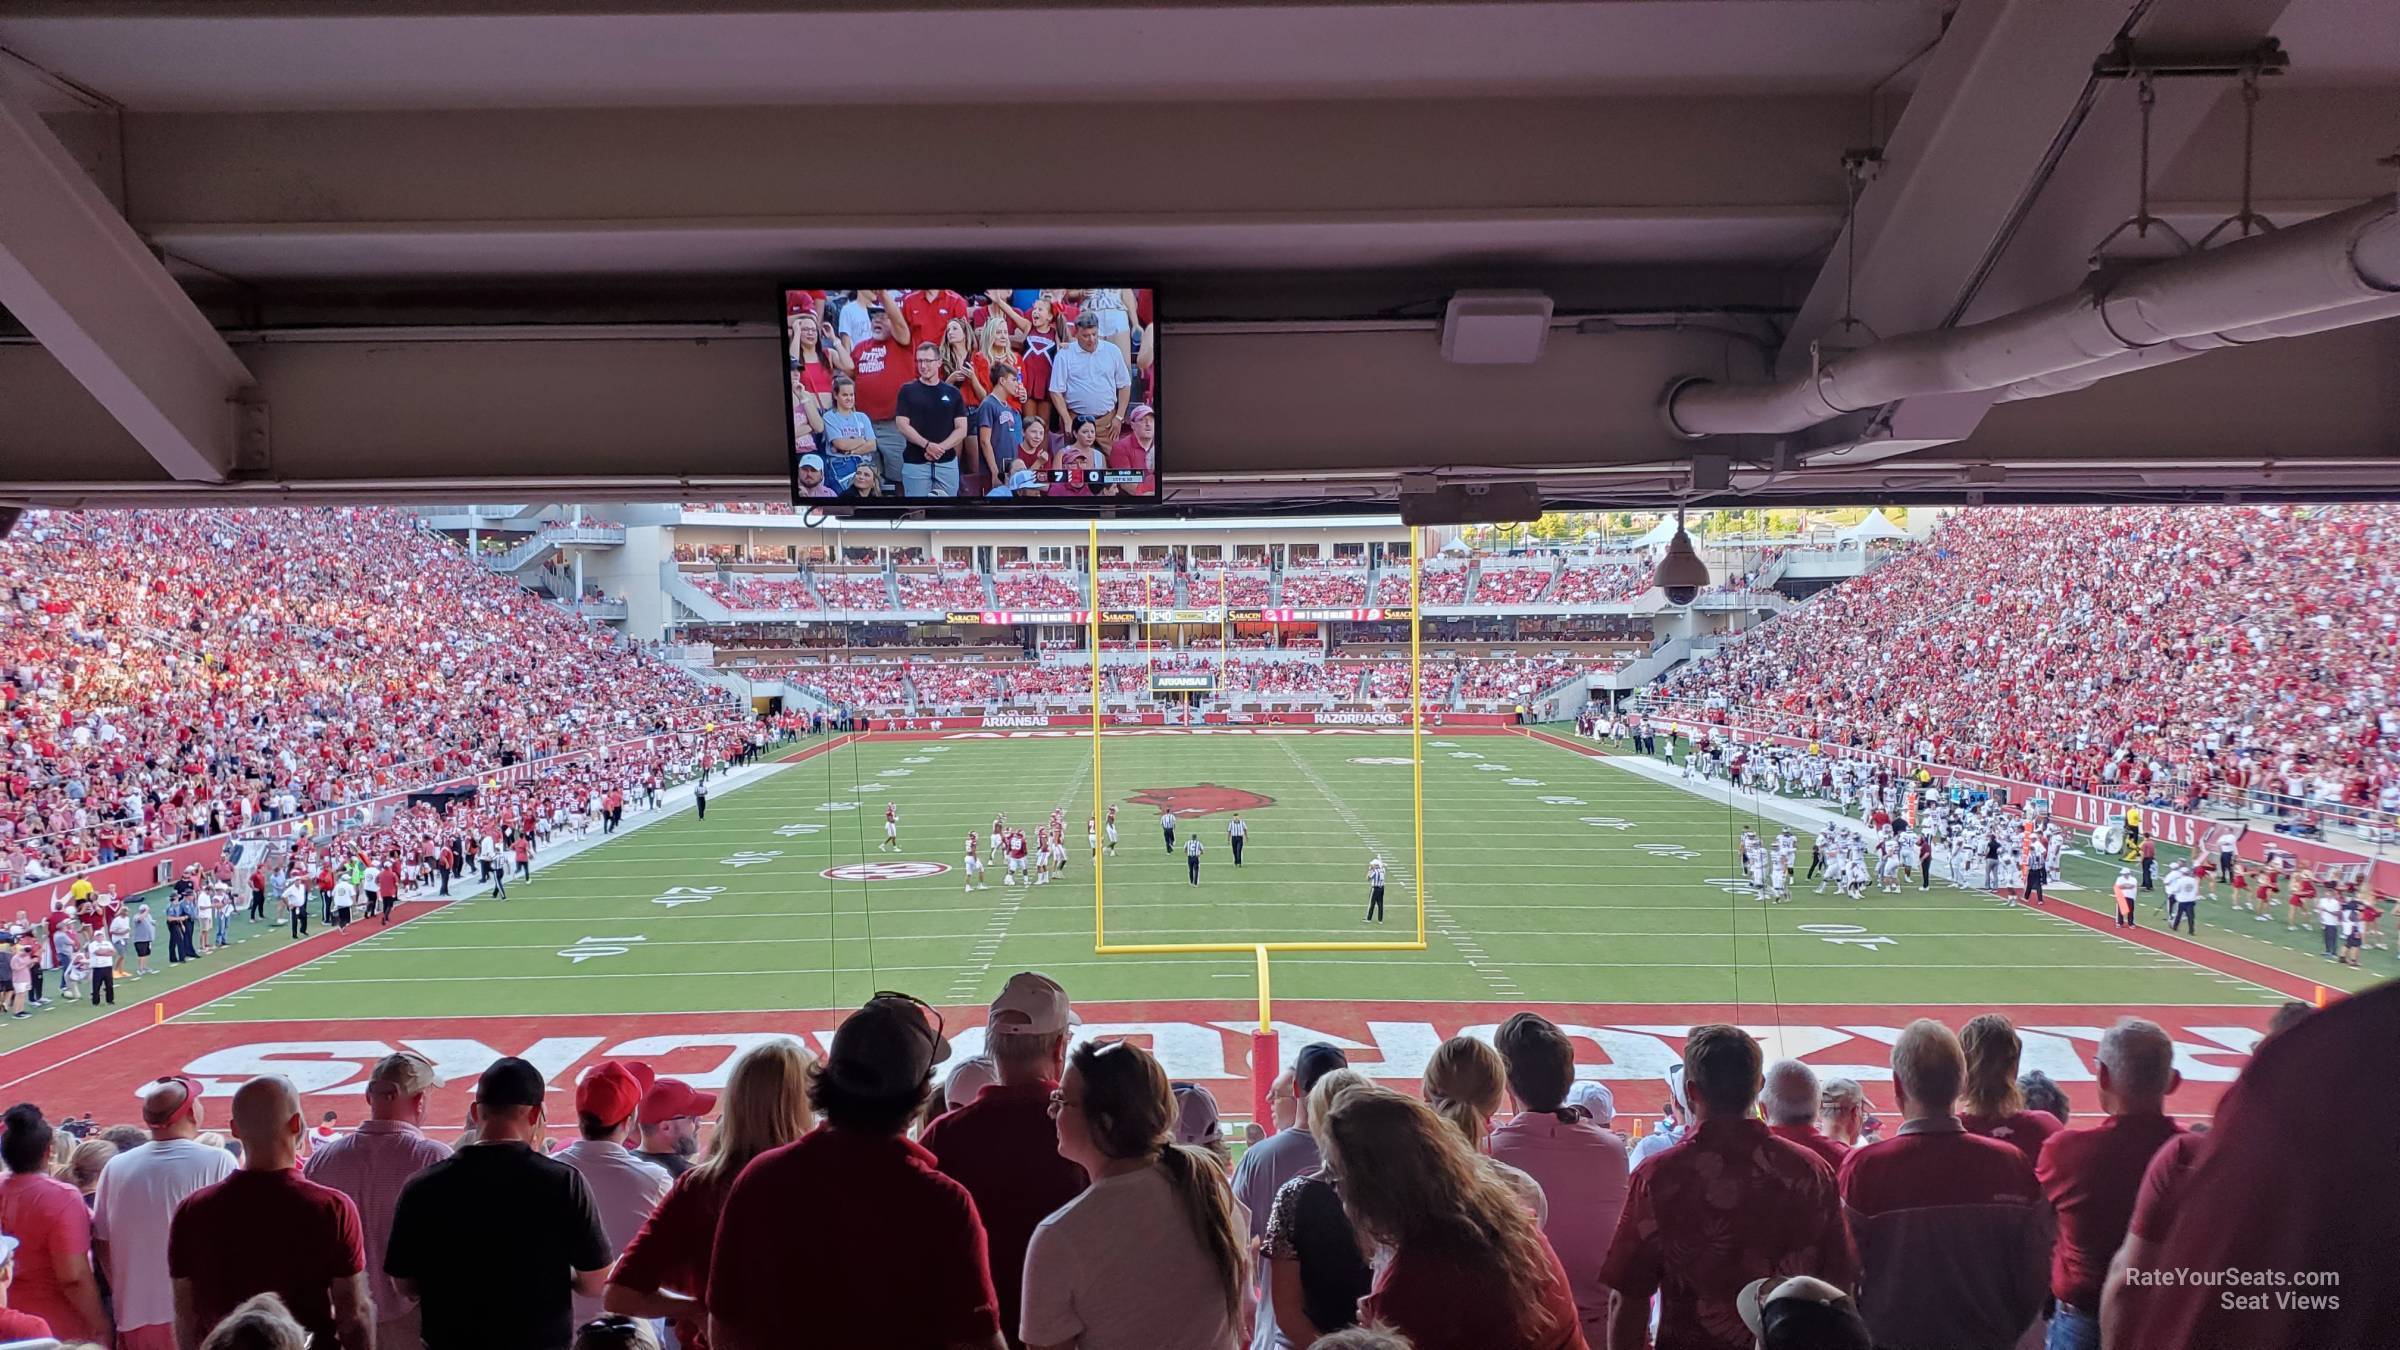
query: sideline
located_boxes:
[1520,727,2327,1002]
[0,733,862,1089]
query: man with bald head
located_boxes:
[169,1074,370,1349]
[93,1075,235,1350]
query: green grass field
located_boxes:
[123,727,2375,1031]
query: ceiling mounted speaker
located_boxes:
[1441,291,1554,364]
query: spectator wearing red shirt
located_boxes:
[901,290,973,362]
[1838,1021,2050,1350]
[0,1236,52,1342]
[1105,404,1158,496]
[2115,981,2399,1350]
[1321,1082,1584,1350]
[1760,1059,1849,1171]
[1599,1025,1853,1350]
[842,296,918,484]
[0,1105,105,1342]
[2034,1018,2184,1350]
[920,973,1088,1350]
[608,1039,818,1350]
[706,993,1003,1350]
[1958,1015,2063,1168]
[169,1075,372,1350]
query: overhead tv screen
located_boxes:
[785,287,1157,506]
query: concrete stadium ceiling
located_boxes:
[0,0,2395,513]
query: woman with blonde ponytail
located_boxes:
[1321,1087,1585,1350]
[1023,1039,1244,1349]
[1421,1035,1547,1223]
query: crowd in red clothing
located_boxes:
[990,570,1084,610]
[1277,571,1370,608]
[1658,506,2400,820]
[2,978,2380,1350]
[0,508,730,892]
[1475,563,1557,605]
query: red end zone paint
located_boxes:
[4,1000,2278,1123]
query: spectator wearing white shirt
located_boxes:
[83,929,116,1006]
[1049,312,1131,447]
[93,1075,236,1350]
[305,1050,454,1350]
[553,1061,673,1330]
[1021,1039,1244,1350]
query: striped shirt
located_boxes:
[303,1118,453,1321]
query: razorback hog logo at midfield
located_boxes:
[1126,785,1275,817]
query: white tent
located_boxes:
[1632,515,1686,548]
[1837,510,1907,544]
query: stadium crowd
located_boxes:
[1657,505,2400,821]
[0,972,2379,1350]
[1275,572,1369,609]
[785,289,1157,500]
[1473,564,1557,606]
[0,508,730,892]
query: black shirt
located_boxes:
[385,1141,611,1350]
[637,1149,694,1178]
[893,379,968,464]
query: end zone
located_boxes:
[6,999,2278,1125]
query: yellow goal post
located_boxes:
[1083,521,1429,1125]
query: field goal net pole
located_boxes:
[1088,523,1429,1131]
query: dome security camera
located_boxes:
[1653,516,1710,606]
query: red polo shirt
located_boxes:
[2036,1111,2183,1313]
[919,1080,1088,1350]
[167,1167,365,1344]
[2125,1129,2209,1245]
[709,1126,1001,1350]
[1768,1121,1849,1171]
[1597,1118,1854,1350]
[2120,982,2400,1350]
[1962,1108,2063,1169]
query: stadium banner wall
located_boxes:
[2,729,695,908]
[1664,715,2400,893]
[865,712,1521,731]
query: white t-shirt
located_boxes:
[92,1137,236,1330]
[1020,1163,1240,1350]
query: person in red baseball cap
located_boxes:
[636,1078,719,1178]
[557,1061,674,1329]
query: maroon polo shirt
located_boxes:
[1840,1120,2049,1350]
[2036,1111,2183,1313]
[1768,1121,1850,1171]
[168,1167,365,1344]
[709,1126,1001,1350]
[920,1080,1089,1349]
[1962,1108,2063,1169]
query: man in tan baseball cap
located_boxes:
[303,1051,454,1350]
[921,973,1089,1348]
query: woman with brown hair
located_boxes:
[1023,1039,1245,1349]
[1264,1068,1374,1347]
[1420,1035,1546,1223]
[605,1038,818,1350]
[1320,1086,1584,1350]
[1958,1013,2062,1167]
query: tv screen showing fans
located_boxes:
[786,287,1158,506]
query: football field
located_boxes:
[3,727,2373,1123]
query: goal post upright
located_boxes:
[1412,524,1426,945]
[1091,519,1105,950]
